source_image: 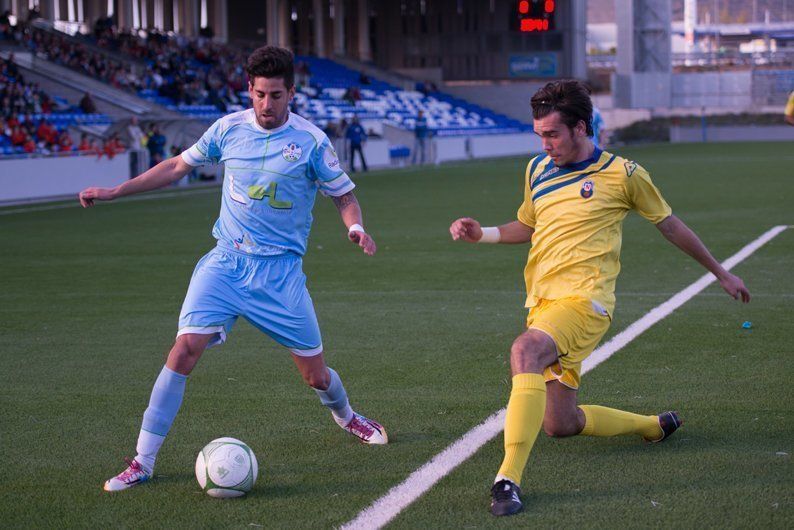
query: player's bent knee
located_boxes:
[304,370,330,390]
[170,334,211,366]
[543,421,580,438]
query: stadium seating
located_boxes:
[285,56,531,137]
[19,23,527,139]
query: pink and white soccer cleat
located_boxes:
[344,413,388,445]
[103,458,151,492]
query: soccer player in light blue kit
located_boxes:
[78,46,388,492]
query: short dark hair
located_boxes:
[530,80,594,137]
[245,46,295,88]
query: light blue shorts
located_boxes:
[177,247,323,356]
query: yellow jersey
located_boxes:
[517,148,671,315]
[785,91,794,118]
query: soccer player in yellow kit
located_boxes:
[449,80,751,517]
[785,90,794,126]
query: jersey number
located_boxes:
[248,182,293,209]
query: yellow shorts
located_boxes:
[526,297,611,390]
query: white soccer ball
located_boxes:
[195,437,258,498]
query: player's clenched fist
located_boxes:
[449,217,483,243]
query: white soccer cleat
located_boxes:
[344,413,388,445]
[103,458,152,492]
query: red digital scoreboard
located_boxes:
[517,0,556,32]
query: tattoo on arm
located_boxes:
[332,191,358,210]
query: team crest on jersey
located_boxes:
[624,160,637,177]
[282,143,302,162]
[580,179,594,199]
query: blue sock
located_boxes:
[314,368,354,427]
[135,366,187,472]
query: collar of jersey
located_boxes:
[559,146,602,171]
[248,110,292,135]
[531,151,616,202]
[531,146,602,190]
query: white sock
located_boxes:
[332,405,355,428]
[135,431,164,474]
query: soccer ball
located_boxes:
[195,437,258,498]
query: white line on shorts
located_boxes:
[0,186,220,216]
[341,224,789,530]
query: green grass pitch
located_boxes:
[1,142,792,528]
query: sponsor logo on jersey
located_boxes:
[580,179,594,199]
[323,146,340,171]
[624,160,637,177]
[228,174,248,205]
[282,142,302,162]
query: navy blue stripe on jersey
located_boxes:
[532,154,616,202]
[531,147,603,190]
[527,154,548,188]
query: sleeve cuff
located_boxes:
[320,178,356,197]
[181,146,204,167]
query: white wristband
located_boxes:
[478,226,501,243]
[348,223,365,234]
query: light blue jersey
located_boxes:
[592,106,605,149]
[177,109,354,354]
[182,109,354,256]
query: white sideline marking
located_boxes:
[341,225,789,530]
[0,186,219,215]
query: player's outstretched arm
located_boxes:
[656,215,750,302]
[332,191,376,256]
[449,218,533,244]
[78,155,195,207]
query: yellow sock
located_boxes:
[579,405,663,440]
[496,373,546,486]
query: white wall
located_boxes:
[434,137,468,164]
[671,71,753,108]
[469,133,541,159]
[0,153,131,204]
[670,125,794,143]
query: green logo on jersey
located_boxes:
[248,182,293,209]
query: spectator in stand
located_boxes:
[343,87,361,105]
[21,113,35,136]
[3,53,19,77]
[10,124,25,146]
[345,117,368,173]
[90,138,103,157]
[295,61,311,87]
[57,130,73,152]
[22,133,36,153]
[146,125,166,167]
[36,118,57,145]
[77,133,92,152]
[79,92,97,114]
[108,132,125,153]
